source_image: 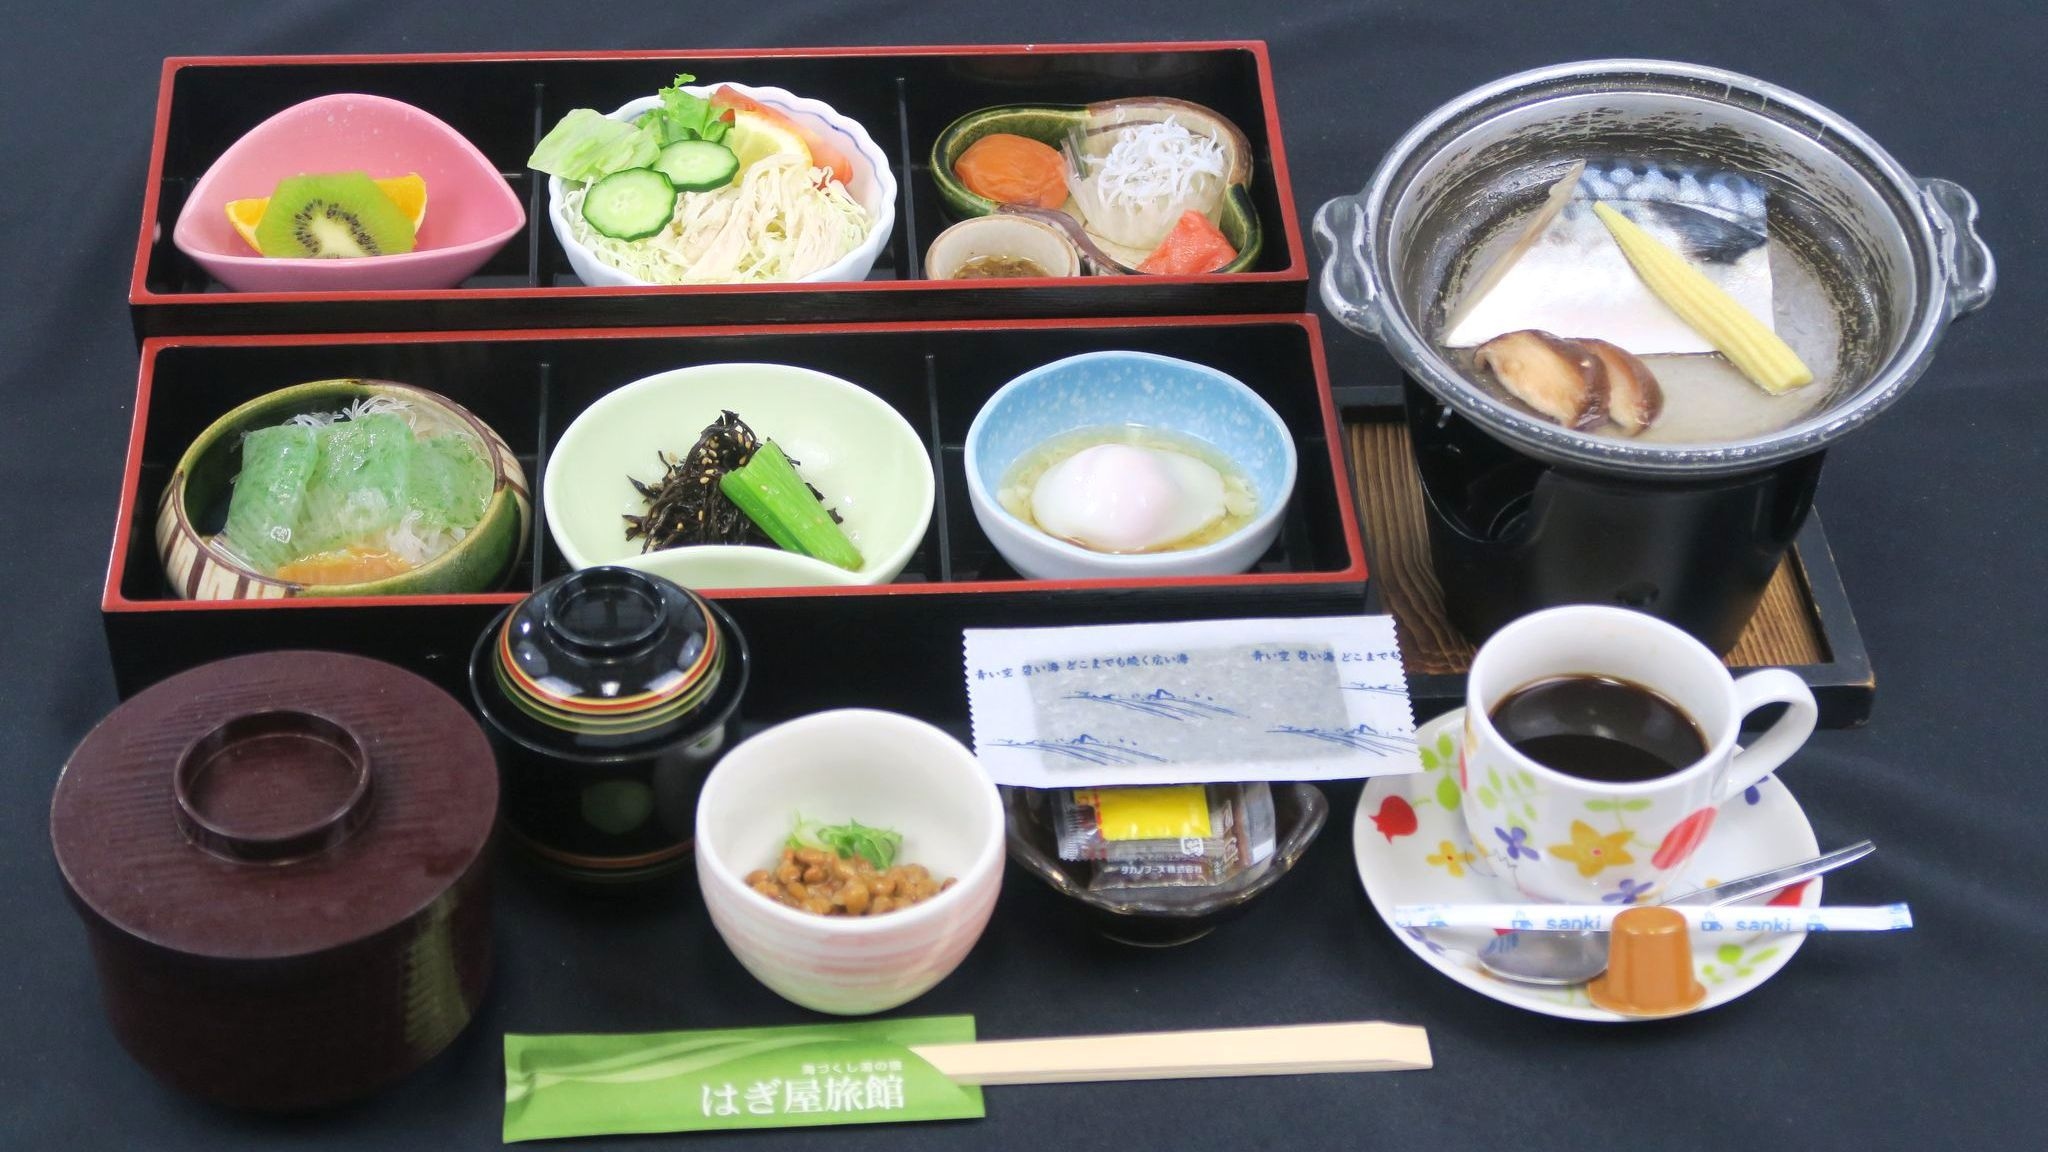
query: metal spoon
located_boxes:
[1476,840,1876,986]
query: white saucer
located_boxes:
[1353,708,1822,1021]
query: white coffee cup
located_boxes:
[1460,605,1818,905]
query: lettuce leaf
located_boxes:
[528,108,660,182]
[643,73,732,147]
[531,74,733,182]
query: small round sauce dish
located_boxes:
[925,214,1083,280]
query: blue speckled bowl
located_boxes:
[964,351,1298,580]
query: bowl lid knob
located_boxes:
[172,710,375,863]
[474,566,746,751]
[542,567,671,659]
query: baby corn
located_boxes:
[1592,202,1813,394]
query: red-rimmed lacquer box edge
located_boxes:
[129,42,1308,308]
[102,312,1367,617]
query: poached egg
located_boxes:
[1028,442,1227,553]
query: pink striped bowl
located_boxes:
[696,710,1004,1015]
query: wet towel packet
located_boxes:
[503,1016,984,1142]
[965,616,1420,787]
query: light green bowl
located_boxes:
[544,364,935,590]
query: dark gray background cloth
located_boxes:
[3,1,2041,1146]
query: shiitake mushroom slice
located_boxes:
[1580,339,1664,435]
[1474,329,1667,435]
[1474,330,1608,430]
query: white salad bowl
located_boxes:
[695,710,1006,1015]
[546,84,897,287]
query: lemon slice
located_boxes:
[226,173,429,254]
[724,110,810,175]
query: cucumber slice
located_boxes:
[653,140,740,192]
[581,167,677,241]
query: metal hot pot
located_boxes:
[1315,59,1993,652]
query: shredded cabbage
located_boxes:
[1067,116,1227,251]
[565,154,870,284]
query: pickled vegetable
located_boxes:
[1136,210,1237,275]
[215,398,494,584]
[219,424,320,573]
[954,133,1070,210]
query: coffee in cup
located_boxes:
[1460,606,1818,905]
[1488,674,1706,784]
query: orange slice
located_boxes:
[226,173,429,254]
[710,87,854,186]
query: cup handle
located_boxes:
[1716,669,1819,803]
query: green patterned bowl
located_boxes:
[157,379,530,600]
[929,97,1262,273]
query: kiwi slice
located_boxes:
[254,171,417,259]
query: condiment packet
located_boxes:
[965,616,1419,787]
[503,1016,984,1142]
[1056,785,1216,858]
[1086,782,1277,890]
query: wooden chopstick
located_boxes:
[909,1021,1431,1086]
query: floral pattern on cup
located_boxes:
[1418,728,1463,813]
[1653,808,1718,870]
[1494,826,1539,862]
[1549,819,1637,878]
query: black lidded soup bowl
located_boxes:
[469,566,749,884]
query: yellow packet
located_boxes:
[1077,785,1213,841]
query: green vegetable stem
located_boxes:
[718,441,863,571]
